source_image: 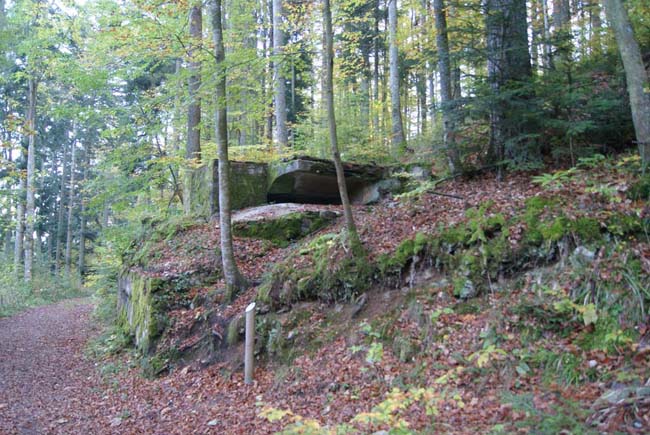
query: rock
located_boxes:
[279,280,295,303]
[408,165,430,181]
[371,431,389,435]
[319,210,339,220]
[109,417,122,428]
[459,279,477,299]
[351,293,367,317]
[573,246,596,262]
[207,419,218,426]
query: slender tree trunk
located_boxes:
[604,0,650,167]
[65,142,76,279]
[265,0,274,145]
[541,0,553,69]
[589,1,602,53]
[187,3,202,161]
[173,59,182,154]
[55,142,68,275]
[372,4,380,135]
[14,176,24,278]
[388,0,405,152]
[272,0,289,148]
[428,69,437,123]
[434,0,460,173]
[78,150,87,281]
[24,79,36,282]
[552,0,571,66]
[211,0,246,299]
[323,0,361,252]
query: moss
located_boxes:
[453,298,482,315]
[378,232,430,275]
[117,273,171,355]
[260,233,374,305]
[606,213,647,237]
[570,217,601,242]
[627,175,650,201]
[392,335,420,362]
[540,217,569,242]
[226,315,244,345]
[141,347,180,378]
[233,211,335,247]
[183,164,214,217]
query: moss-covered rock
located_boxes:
[117,273,170,354]
[233,211,336,247]
[259,233,374,306]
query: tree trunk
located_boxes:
[589,1,602,53]
[78,149,87,281]
[388,0,405,152]
[272,0,289,148]
[552,0,571,65]
[541,0,553,69]
[65,142,76,279]
[14,176,24,278]
[323,0,361,252]
[265,0,274,145]
[55,142,68,275]
[24,79,36,282]
[372,4,380,135]
[604,0,650,167]
[485,0,532,173]
[434,0,460,173]
[211,0,247,299]
[187,3,202,161]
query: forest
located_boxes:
[0,0,649,433]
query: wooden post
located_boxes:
[244,302,256,384]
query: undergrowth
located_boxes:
[0,261,88,317]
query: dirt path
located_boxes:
[0,299,102,435]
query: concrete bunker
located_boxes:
[185,156,392,216]
[267,157,386,205]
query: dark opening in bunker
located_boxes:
[267,171,371,205]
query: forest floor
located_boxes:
[1,158,650,434]
[0,299,104,434]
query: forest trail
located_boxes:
[0,299,102,435]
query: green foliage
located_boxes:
[260,387,440,434]
[0,261,87,318]
[532,168,578,190]
[260,233,374,305]
[628,174,650,201]
[499,393,597,435]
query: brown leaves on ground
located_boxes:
[2,168,649,434]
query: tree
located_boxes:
[485,0,532,173]
[323,0,361,252]
[433,0,460,173]
[387,0,405,152]
[604,0,650,168]
[210,0,247,299]
[272,0,289,148]
[65,139,76,278]
[23,78,36,281]
[187,2,202,162]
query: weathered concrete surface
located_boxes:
[186,156,391,217]
[185,161,269,216]
[267,157,387,205]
